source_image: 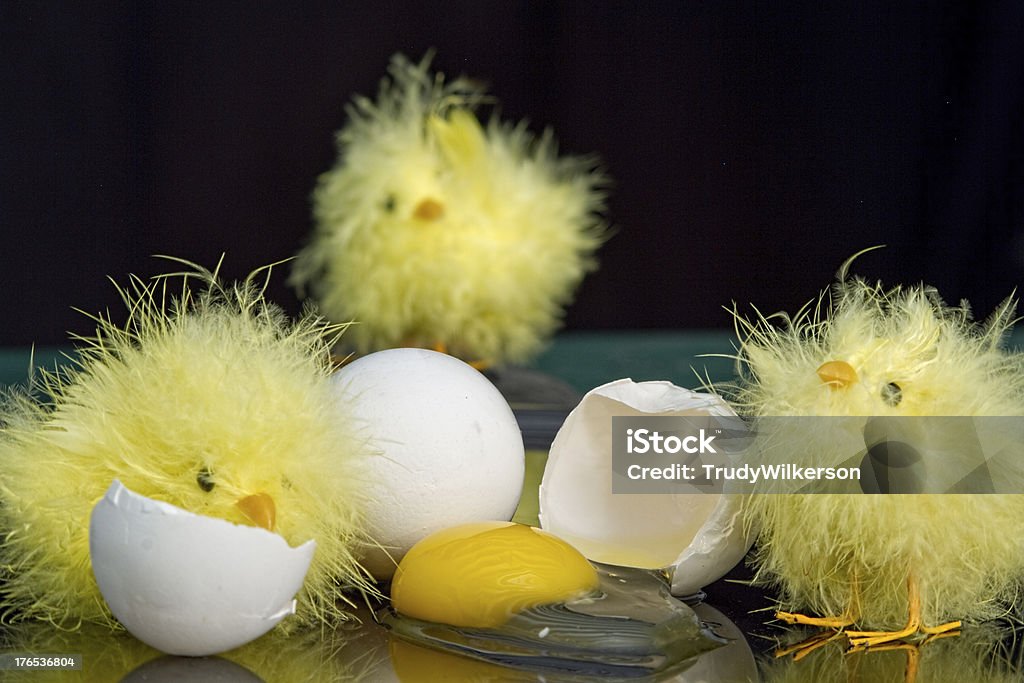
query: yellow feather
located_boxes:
[291,53,608,364]
[429,110,487,170]
[0,261,375,630]
[730,267,1024,629]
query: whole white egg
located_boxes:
[332,348,525,579]
[89,480,315,656]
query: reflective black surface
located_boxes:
[2,563,1023,682]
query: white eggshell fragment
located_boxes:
[332,348,525,580]
[539,379,753,596]
[89,480,315,657]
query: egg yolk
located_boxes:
[390,521,600,628]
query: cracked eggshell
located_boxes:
[539,379,753,596]
[89,480,315,656]
[331,348,525,580]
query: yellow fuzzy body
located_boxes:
[291,53,607,364]
[0,263,373,629]
[732,272,1024,629]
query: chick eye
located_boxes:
[382,194,397,213]
[197,467,216,492]
[881,382,903,407]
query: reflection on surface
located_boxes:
[382,563,724,678]
[763,624,1024,683]
[359,599,760,682]
[689,603,760,683]
[121,655,264,682]
[25,595,1024,681]
[0,596,763,682]
[0,623,156,682]
[0,619,364,682]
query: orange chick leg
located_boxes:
[846,575,961,650]
[773,577,859,658]
[776,574,860,629]
[431,341,491,371]
[775,610,856,629]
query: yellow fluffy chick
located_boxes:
[0,260,373,630]
[730,256,1024,647]
[291,53,607,365]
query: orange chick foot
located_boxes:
[430,341,491,371]
[845,577,961,650]
[776,610,855,629]
[845,620,961,650]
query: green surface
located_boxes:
[0,347,76,389]
[511,449,548,527]
[532,327,1024,394]
[530,329,739,392]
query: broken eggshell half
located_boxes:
[89,480,315,656]
[538,379,753,596]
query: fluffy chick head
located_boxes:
[732,266,1024,418]
[0,259,374,629]
[291,52,608,364]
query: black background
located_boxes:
[3,2,1022,346]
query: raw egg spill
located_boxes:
[390,521,599,628]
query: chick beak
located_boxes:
[817,360,858,389]
[236,492,276,532]
[413,198,445,222]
